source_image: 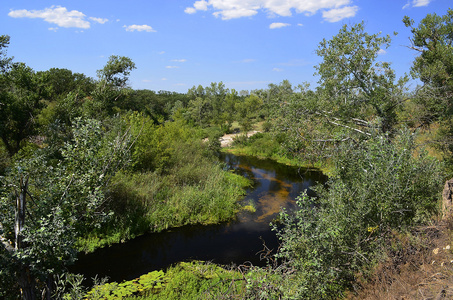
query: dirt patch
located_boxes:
[219,131,260,147]
[347,219,453,299]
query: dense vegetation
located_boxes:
[1,8,452,300]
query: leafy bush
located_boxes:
[262,120,272,132]
[273,130,445,298]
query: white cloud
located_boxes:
[270,22,290,29]
[185,7,197,14]
[322,5,358,22]
[194,0,209,10]
[8,5,91,28]
[171,59,187,62]
[184,0,358,21]
[8,6,109,29]
[48,27,58,32]
[377,49,387,55]
[162,78,168,81]
[297,23,303,26]
[273,68,284,72]
[142,79,152,83]
[403,0,431,8]
[213,8,258,19]
[124,24,156,32]
[166,66,179,69]
[90,17,108,24]
[413,0,431,7]
[159,51,166,55]
[241,58,255,63]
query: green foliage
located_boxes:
[231,132,280,159]
[404,9,453,162]
[268,23,409,164]
[85,262,247,300]
[235,94,263,133]
[315,22,407,135]
[261,120,272,132]
[53,273,86,300]
[146,262,244,300]
[86,270,165,299]
[38,68,95,102]
[0,62,45,156]
[97,55,136,89]
[0,35,13,72]
[404,9,453,92]
[0,117,132,297]
[273,130,444,299]
[127,112,205,172]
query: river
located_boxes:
[71,153,325,283]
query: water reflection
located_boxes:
[71,153,325,283]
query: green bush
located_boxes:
[274,130,445,299]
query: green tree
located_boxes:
[38,68,95,102]
[221,89,240,133]
[87,55,136,118]
[235,94,263,135]
[0,62,45,156]
[403,9,453,95]
[0,118,132,299]
[187,96,212,127]
[0,35,13,72]
[35,68,95,129]
[273,23,409,163]
[205,81,228,126]
[315,22,407,136]
[96,55,136,89]
[403,9,453,157]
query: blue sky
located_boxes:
[1,0,451,93]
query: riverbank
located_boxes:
[76,161,251,253]
[219,130,260,147]
[220,130,333,175]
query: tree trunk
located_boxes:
[15,175,28,250]
[18,266,36,300]
[15,175,37,300]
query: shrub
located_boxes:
[274,130,445,298]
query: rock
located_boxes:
[441,178,453,219]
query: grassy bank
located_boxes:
[76,165,251,253]
[224,131,333,174]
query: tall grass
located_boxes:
[77,162,250,252]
